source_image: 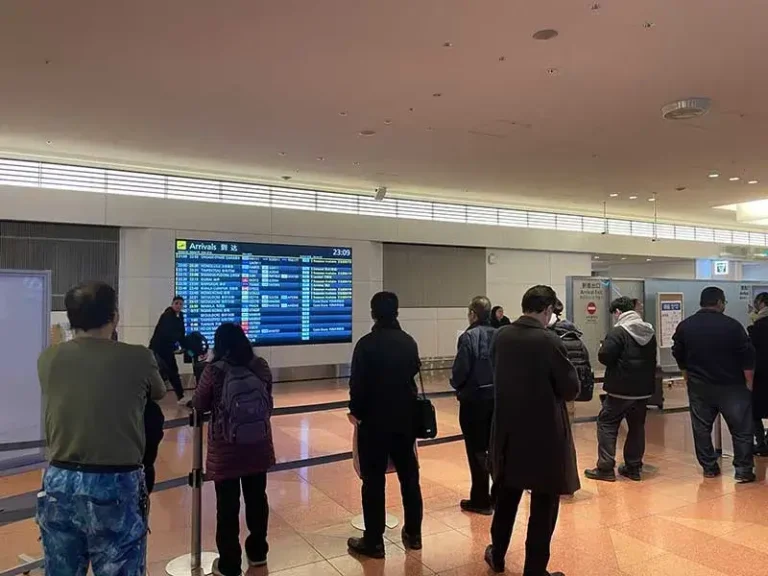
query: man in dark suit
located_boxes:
[346,292,424,559]
[485,285,580,576]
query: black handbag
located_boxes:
[414,370,438,439]
[575,366,595,402]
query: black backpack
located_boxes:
[558,331,595,402]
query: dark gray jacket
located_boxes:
[489,316,581,495]
[451,321,496,401]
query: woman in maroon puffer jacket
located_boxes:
[194,323,275,576]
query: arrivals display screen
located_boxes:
[175,239,353,346]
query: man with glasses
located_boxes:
[672,286,756,483]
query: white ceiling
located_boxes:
[2,0,768,227]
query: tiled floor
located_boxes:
[3,410,768,575]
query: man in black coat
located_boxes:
[748,292,768,456]
[585,296,657,483]
[149,296,188,404]
[451,295,496,515]
[485,285,579,576]
[672,286,756,483]
[347,291,423,559]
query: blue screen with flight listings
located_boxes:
[175,239,353,346]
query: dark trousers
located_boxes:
[490,486,559,575]
[596,396,648,472]
[458,398,494,507]
[156,351,185,400]
[358,427,423,546]
[214,474,269,576]
[688,382,754,475]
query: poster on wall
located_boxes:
[658,293,684,348]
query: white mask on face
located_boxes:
[548,313,558,327]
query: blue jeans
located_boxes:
[688,381,754,476]
[36,466,148,576]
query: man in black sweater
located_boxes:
[585,296,657,482]
[672,286,756,483]
[149,296,188,404]
[451,296,496,515]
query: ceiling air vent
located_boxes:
[661,97,711,120]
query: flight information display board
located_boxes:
[175,239,353,346]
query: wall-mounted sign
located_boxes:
[714,260,730,276]
[658,293,684,348]
[586,302,597,315]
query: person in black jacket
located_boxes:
[451,296,496,515]
[485,285,578,576]
[549,299,593,424]
[347,291,423,559]
[673,287,756,483]
[748,292,768,456]
[585,296,657,482]
[490,306,511,328]
[149,296,188,404]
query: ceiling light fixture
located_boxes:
[591,2,601,11]
[316,156,325,161]
[629,195,638,200]
[661,97,711,120]
[708,173,719,178]
[646,258,652,262]
[609,193,619,197]
[432,92,442,98]
[749,180,759,185]
[621,257,627,261]
[353,161,360,166]
[278,151,286,156]
[339,111,348,117]
[281,176,292,181]
[498,56,507,62]
[643,21,655,29]
[648,197,656,202]
[443,41,453,48]
[532,29,559,41]
[384,119,392,125]
[593,256,600,260]
[45,140,52,145]
[359,129,376,136]
[546,67,560,76]
[729,176,740,181]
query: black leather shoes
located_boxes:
[484,545,505,573]
[347,537,385,559]
[584,467,616,482]
[460,499,493,515]
[618,464,642,482]
[401,528,422,550]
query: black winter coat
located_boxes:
[748,316,768,418]
[451,321,496,401]
[149,307,186,354]
[349,321,421,435]
[551,320,593,392]
[599,326,657,398]
[489,316,581,495]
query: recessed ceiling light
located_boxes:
[353,161,360,167]
[609,193,619,197]
[621,257,627,261]
[648,197,656,202]
[45,140,52,145]
[533,29,559,41]
[708,173,719,178]
[729,176,740,181]
[498,56,507,62]
[646,258,652,262]
[629,195,638,200]
[590,2,601,11]
[339,111,348,117]
[546,67,560,76]
[432,92,442,98]
[749,180,759,185]
[278,151,286,156]
[384,119,392,125]
[281,176,292,181]
[443,41,453,48]
[642,21,655,29]
[593,256,600,260]
[359,129,376,136]
[316,156,325,161]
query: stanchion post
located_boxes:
[165,409,217,576]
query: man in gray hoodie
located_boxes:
[585,296,657,482]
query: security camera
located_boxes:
[374,186,387,201]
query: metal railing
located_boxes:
[0,157,765,248]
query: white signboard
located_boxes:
[659,298,683,348]
[714,260,730,276]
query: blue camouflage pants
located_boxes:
[36,466,148,576]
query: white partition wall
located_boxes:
[0,270,50,470]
